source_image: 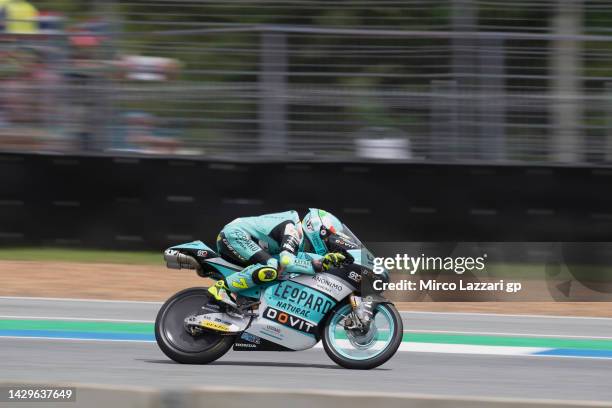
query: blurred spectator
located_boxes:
[117,56,181,82]
[0,0,38,34]
[0,47,60,150]
[112,112,179,154]
[6,48,58,122]
[66,20,112,151]
[37,11,64,34]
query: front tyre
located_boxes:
[322,302,403,369]
[155,287,235,364]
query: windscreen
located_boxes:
[325,224,365,264]
[341,223,362,244]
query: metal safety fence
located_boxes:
[2,1,612,165]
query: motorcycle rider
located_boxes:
[208,209,372,323]
[209,208,341,301]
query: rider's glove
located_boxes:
[321,252,346,271]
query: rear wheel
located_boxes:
[322,302,403,369]
[155,287,235,364]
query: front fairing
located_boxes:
[327,224,371,267]
[329,224,389,284]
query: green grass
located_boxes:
[0,248,161,265]
[0,319,153,334]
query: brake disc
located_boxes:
[345,321,378,350]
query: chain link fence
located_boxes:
[2,1,612,164]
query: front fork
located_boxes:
[346,292,394,330]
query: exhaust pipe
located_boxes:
[164,249,201,271]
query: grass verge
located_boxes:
[0,248,160,265]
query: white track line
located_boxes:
[0,335,155,343]
[0,315,153,323]
[2,316,611,340]
[0,336,547,356]
[400,310,612,321]
[310,340,547,355]
[0,296,162,304]
[397,343,548,356]
[404,329,612,340]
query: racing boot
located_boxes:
[208,280,238,309]
[350,294,373,328]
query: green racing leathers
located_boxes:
[215,210,325,293]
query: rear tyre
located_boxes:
[322,302,403,369]
[155,287,235,364]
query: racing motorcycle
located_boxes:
[155,226,403,369]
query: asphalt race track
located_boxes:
[1,297,612,403]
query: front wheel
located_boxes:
[155,287,235,364]
[322,302,403,369]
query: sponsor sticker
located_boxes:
[271,282,334,315]
[311,274,344,293]
[200,320,230,332]
[234,342,257,348]
[261,324,284,340]
[240,332,262,344]
[348,270,362,284]
[263,307,316,334]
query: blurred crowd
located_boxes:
[1,1,610,163]
[0,0,181,155]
